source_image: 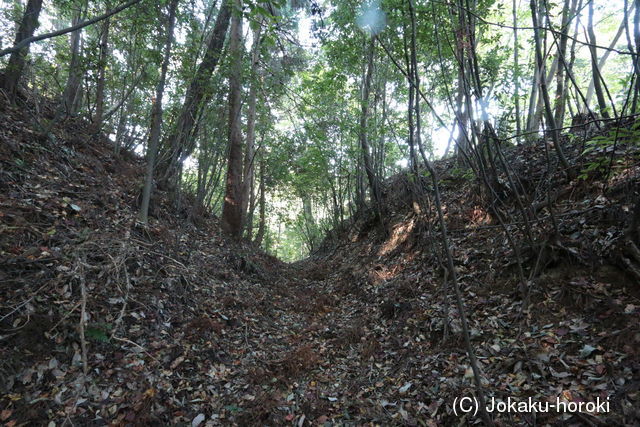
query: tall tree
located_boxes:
[160,1,232,188]
[553,0,577,128]
[1,0,44,100]
[512,0,521,138]
[586,0,610,118]
[253,159,267,247]
[584,7,631,110]
[62,2,86,116]
[530,0,570,171]
[93,7,112,129]
[221,0,244,237]
[138,0,179,224]
[359,38,382,214]
[240,19,264,234]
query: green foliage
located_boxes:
[0,0,634,262]
[86,323,112,343]
[578,124,639,181]
[449,166,475,181]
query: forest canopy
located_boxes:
[0,0,636,260]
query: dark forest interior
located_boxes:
[1,0,639,425]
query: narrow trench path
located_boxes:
[217,258,441,424]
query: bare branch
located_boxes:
[0,0,145,58]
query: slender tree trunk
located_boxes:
[634,0,640,110]
[2,0,43,100]
[525,56,539,134]
[94,14,111,129]
[221,0,244,238]
[530,0,571,171]
[115,96,133,154]
[408,0,431,165]
[138,0,178,224]
[245,178,256,239]
[584,7,630,109]
[241,21,263,232]
[586,0,610,118]
[565,0,582,115]
[530,55,558,133]
[302,196,317,252]
[63,3,86,116]
[161,1,232,187]
[513,0,521,139]
[526,0,546,136]
[253,160,266,247]
[359,37,382,212]
[553,0,576,128]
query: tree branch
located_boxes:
[0,0,145,58]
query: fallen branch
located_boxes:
[78,261,89,376]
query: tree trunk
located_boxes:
[553,0,576,128]
[412,2,492,423]
[586,0,610,118]
[138,0,179,224]
[241,21,263,233]
[302,196,317,252]
[525,58,539,135]
[359,37,382,212]
[253,160,266,247]
[530,55,558,134]
[512,0,521,139]
[161,1,232,187]
[2,0,44,100]
[584,7,629,110]
[94,14,111,129]
[634,0,640,111]
[530,0,570,171]
[221,0,244,238]
[63,3,86,116]
[245,177,256,239]
[115,95,133,154]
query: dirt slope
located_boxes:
[302,120,640,425]
[1,96,640,426]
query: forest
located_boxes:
[0,0,639,425]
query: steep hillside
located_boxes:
[0,98,296,425]
[1,95,639,426]
[307,119,640,425]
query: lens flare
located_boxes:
[356,0,387,36]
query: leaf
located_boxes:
[398,382,412,394]
[170,356,185,369]
[549,368,571,378]
[580,344,597,358]
[192,413,205,427]
[316,415,329,424]
[0,409,12,421]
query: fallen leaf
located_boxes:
[0,410,12,421]
[192,413,205,427]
